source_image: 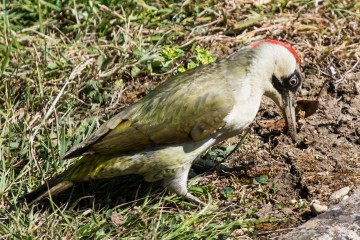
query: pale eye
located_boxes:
[288,75,299,87]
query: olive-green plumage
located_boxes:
[63,56,248,158]
[24,50,250,204]
[23,40,302,205]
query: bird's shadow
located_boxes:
[23,162,254,212]
[26,175,164,211]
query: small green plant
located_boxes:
[295,199,307,210]
[146,45,185,73]
[203,145,236,162]
[178,47,216,72]
[271,182,278,191]
[135,45,216,75]
[253,175,269,185]
[194,47,216,65]
[277,203,286,210]
[221,187,234,201]
[161,46,185,62]
[80,81,112,105]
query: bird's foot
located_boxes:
[184,192,206,206]
[163,167,210,207]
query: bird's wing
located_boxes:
[63,57,249,159]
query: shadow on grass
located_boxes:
[23,175,164,211]
[21,161,256,211]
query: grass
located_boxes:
[1,0,359,239]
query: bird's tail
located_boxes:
[20,154,115,205]
[20,172,75,205]
[21,156,90,205]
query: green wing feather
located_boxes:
[63,52,250,159]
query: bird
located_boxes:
[23,39,302,206]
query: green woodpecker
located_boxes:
[24,40,302,205]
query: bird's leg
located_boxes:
[163,165,206,206]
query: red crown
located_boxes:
[249,39,301,64]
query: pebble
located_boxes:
[329,187,351,200]
[342,195,349,201]
[310,201,328,214]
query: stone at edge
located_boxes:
[280,191,360,240]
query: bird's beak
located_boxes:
[282,92,297,141]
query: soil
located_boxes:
[180,2,360,237]
[197,66,360,238]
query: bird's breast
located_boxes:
[223,90,263,133]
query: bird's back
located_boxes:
[63,47,254,159]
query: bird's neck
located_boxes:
[222,71,265,137]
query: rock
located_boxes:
[310,201,328,214]
[329,186,351,200]
[280,191,360,240]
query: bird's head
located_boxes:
[249,40,302,141]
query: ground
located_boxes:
[0,0,359,239]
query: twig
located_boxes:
[255,227,296,236]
